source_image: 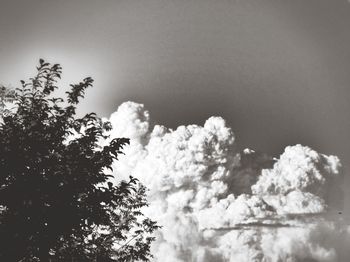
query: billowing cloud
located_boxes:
[105,101,349,262]
[252,144,343,214]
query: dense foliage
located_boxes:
[0,60,159,261]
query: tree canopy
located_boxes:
[0,60,159,261]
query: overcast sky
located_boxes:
[1,0,350,171]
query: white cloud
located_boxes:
[105,101,349,262]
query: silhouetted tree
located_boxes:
[0,84,16,117]
[0,59,159,261]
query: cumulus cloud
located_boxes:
[252,144,343,214]
[105,101,349,262]
[212,221,350,262]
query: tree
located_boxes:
[0,84,16,117]
[0,60,159,261]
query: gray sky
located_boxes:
[1,0,350,172]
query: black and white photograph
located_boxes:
[0,0,350,261]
